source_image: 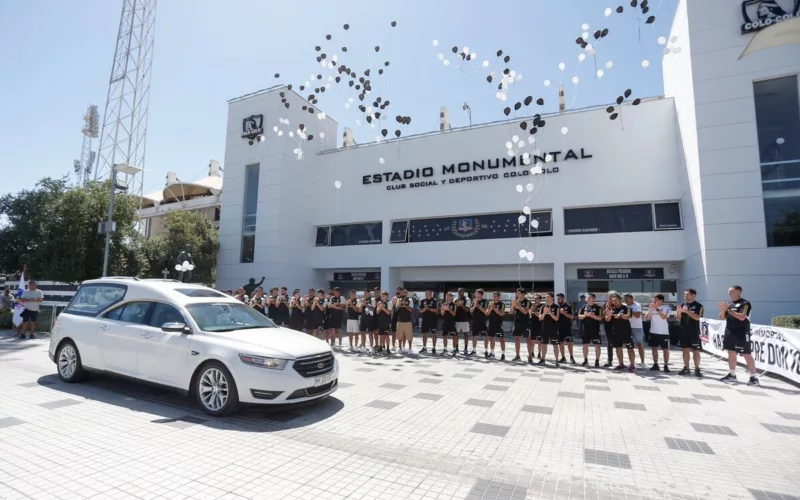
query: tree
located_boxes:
[143,210,219,285]
[0,177,147,282]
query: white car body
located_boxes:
[48,278,338,412]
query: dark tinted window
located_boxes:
[754,76,800,164]
[564,204,653,235]
[240,164,259,263]
[104,306,123,320]
[64,284,127,317]
[390,220,409,243]
[149,303,186,327]
[408,211,552,243]
[118,302,152,324]
[330,222,382,246]
[315,226,330,246]
[764,196,800,247]
[654,202,682,230]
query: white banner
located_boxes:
[700,318,800,384]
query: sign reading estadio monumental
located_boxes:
[363,148,592,192]
[740,0,799,35]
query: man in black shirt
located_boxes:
[556,293,576,364]
[419,290,439,354]
[267,287,279,322]
[455,288,472,356]
[274,286,290,326]
[511,288,531,362]
[605,294,636,372]
[530,295,543,360]
[487,292,506,360]
[345,289,361,352]
[440,293,458,356]
[289,289,306,332]
[676,288,703,377]
[327,288,344,349]
[470,289,489,357]
[376,291,392,355]
[719,285,759,385]
[537,293,561,367]
[578,293,603,367]
[303,288,316,334]
[359,288,376,352]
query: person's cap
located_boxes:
[29,280,37,285]
[579,294,585,298]
[556,293,565,298]
[293,288,300,294]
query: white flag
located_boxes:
[12,271,26,327]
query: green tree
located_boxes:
[143,210,219,285]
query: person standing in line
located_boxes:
[359,288,375,352]
[395,292,415,355]
[577,294,587,338]
[676,288,704,377]
[455,288,472,356]
[0,287,13,313]
[537,293,561,367]
[233,287,248,303]
[625,294,646,368]
[469,289,489,357]
[306,289,325,337]
[719,286,759,385]
[390,286,403,352]
[556,293,576,364]
[376,291,392,356]
[274,286,290,326]
[266,287,279,322]
[419,290,439,354]
[529,295,543,361]
[645,294,672,372]
[578,294,603,367]
[440,293,458,356]
[327,288,345,349]
[345,289,361,351]
[303,289,316,334]
[487,292,506,360]
[602,300,615,368]
[289,289,306,332]
[607,294,636,372]
[510,288,530,362]
[16,280,44,340]
[250,287,266,315]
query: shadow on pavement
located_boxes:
[35,372,344,432]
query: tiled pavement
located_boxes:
[1,332,800,500]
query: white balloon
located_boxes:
[658,36,667,45]
[597,69,605,78]
[277,130,283,136]
[526,183,534,192]
[517,141,525,148]
[507,149,515,157]
[776,137,785,145]
[586,43,593,51]
[606,60,614,69]
[174,264,182,271]
[522,156,531,165]
[379,157,385,164]
[355,119,361,126]
[558,62,566,71]
[273,125,278,132]
[443,60,450,67]
[348,97,354,103]
[605,7,612,16]
[561,126,569,135]
[288,131,294,137]
[545,154,553,162]
[334,180,342,189]
[642,59,650,68]
[587,47,596,55]
[482,60,489,67]
[344,103,350,109]
[523,206,531,215]
[433,39,439,46]
[531,219,540,229]
[437,53,444,61]
[515,184,523,193]
[319,132,325,139]
[544,79,551,87]
[470,52,477,60]
[582,23,590,30]
[531,166,543,175]
[572,76,580,84]
[582,31,589,40]
[578,53,586,62]
[518,249,527,259]
[462,46,469,54]
[518,215,526,224]
[526,252,534,262]
[528,136,536,144]
[512,135,519,143]
[505,141,513,149]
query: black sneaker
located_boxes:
[570,358,577,365]
[431,348,437,355]
[649,364,660,371]
[500,353,506,361]
[663,365,670,373]
[678,367,690,376]
[581,360,588,367]
[613,365,625,372]
[537,359,545,366]
[420,347,428,354]
[604,362,614,368]
[512,355,521,362]
[748,376,760,386]
[720,373,736,383]
[464,349,470,356]
[484,351,489,359]
[694,369,703,378]
[469,350,476,356]
[594,360,600,368]
[559,357,567,363]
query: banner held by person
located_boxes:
[701,318,800,385]
[12,270,26,328]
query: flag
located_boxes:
[12,271,26,327]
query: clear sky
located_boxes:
[0,0,678,197]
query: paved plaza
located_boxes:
[1,332,799,500]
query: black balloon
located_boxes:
[274,73,280,78]
[486,75,493,83]
[616,96,624,104]
[312,99,318,104]
[281,98,286,103]
[536,98,544,106]
[279,91,285,97]
[287,84,292,90]
[530,127,537,135]
[284,103,289,108]
[632,98,642,105]
[610,113,619,120]
[395,130,401,137]
[452,46,458,53]
[606,106,615,113]
[335,76,341,83]
[624,88,632,98]
[315,46,320,51]
[524,96,533,106]
[342,46,348,52]
[317,74,322,79]
[379,69,384,75]
[641,0,648,7]
[602,28,609,37]
[616,6,623,13]
[645,15,655,23]
[630,0,637,7]
[359,94,364,101]
[309,107,314,113]
[307,134,313,140]
[504,55,510,63]
[575,37,585,45]
[349,81,354,87]
[375,112,381,119]
[326,34,331,40]
[374,45,380,52]
[299,124,305,131]
[396,115,402,122]
[496,49,503,56]
[391,20,396,27]
[503,107,511,116]
[539,119,546,127]
[514,102,521,111]
[385,61,390,66]
[321,53,326,59]
[503,68,510,75]
[519,121,528,130]
[302,105,307,110]
[343,23,349,30]
[367,116,372,123]
[594,30,601,40]
[381,129,388,137]
[300,85,305,91]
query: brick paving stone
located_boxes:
[665,437,715,454]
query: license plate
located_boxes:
[313,373,333,387]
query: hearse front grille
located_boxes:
[286,379,338,400]
[292,352,335,378]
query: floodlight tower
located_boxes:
[93,0,157,202]
[73,104,99,186]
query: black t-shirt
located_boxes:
[310,297,325,320]
[395,297,413,322]
[251,296,266,312]
[472,298,488,323]
[361,296,375,322]
[376,299,391,320]
[488,301,505,327]
[514,298,531,323]
[346,297,360,320]
[421,298,439,320]
[267,296,278,317]
[557,302,573,330]
[541,303,559,331]
[328,296,344,319]
[580,304,602,334]
[611,305,632,335]
[290,297,304,318]
[679,301,703,334]
[530,303,543,327]
[725,298,751,332]
[455,296,471,321]
[442,302,457,325]
[277,294,290,315]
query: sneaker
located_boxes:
[678,367,690,376]
[489,352,496,359]
[663,365,670,373]
[512,355,521,362]
[594,360,600,368]
[639,362,648,370]
[649,364,660,371]
[570,358,577,365]
[694,369,703,378]
[604,362,614,368]
[628,365,636,373]
[420,347,428,354]
[559,357,567,363]
[748,376,760,386]
[463,349,469,356]
[500,354,506,361]
[613,365,625,372]
[469,350,476,356]
[537,359,546,366]
[484,351,489,359]
[581,360,589,367]
[720,373,737,383]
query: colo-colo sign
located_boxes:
[741,0,799,35]
[362,148,592,191]
[241,114,264,139]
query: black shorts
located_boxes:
[723,329,751,355]
[680,329,701,350]
[513,323,531,337]
[649,333,670,349]
[541,329,560,345]
[530,323,542,338]
[612,330,634,349]
[21,309,39,322]
[377,320,391,335]
[421,318,438,334]
[289,317,305,331]
[558,329,573,343]
[472,321,487,336]
[360,320,375,333]
[488,323,504,338]
[582,330,602,345]
[442,323,458,336]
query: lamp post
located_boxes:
[462,102,472,127]
[100,163,141,277]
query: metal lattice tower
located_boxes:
[93,0,157,200]
[73,104,99,186]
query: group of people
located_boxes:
[227,282,760,385]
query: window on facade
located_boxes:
[564,203,653,235]
[654,202,682,230]
[404,211,552,243]
[390,220,409,243]
[754,76,800,247]
[240,164,259,262]
[315,227,330,246]
[330,222,382,246]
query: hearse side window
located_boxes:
[64,284,127,317]
[118,302,154,325]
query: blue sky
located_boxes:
[0,0,677,196]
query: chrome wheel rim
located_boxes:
[199,368,229,411]
[58,345,77,379]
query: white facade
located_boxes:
[217,0,800,323]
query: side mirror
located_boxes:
[162,322,191,334]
